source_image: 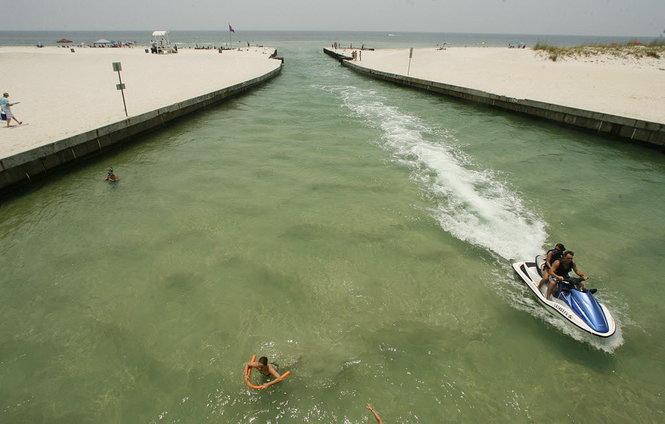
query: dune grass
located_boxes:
[533,39,665,61]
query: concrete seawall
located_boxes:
[323,48,353,62]
[339,59,665,149]
[0,63,282,197]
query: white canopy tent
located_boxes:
[93,39,112,47]
[150,30,177,54]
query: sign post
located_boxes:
[112,62,128,117]
[407,47,413,76]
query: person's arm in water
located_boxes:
[366,404,384,424]
[267,364,281,379]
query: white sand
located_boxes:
[0,46,280,159]
[343,47,665,124]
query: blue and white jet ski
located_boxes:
[512,255,616,338]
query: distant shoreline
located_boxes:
[1,30,661,49]
[0,30,661,38]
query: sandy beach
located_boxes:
[0,46,281,159]
[340,47,665,124]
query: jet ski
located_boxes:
[512,255,616,338]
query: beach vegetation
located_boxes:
[533,40,665,61]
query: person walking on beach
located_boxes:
[1,93,22,127]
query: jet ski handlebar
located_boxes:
[559,277,597,294]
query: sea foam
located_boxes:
[321,84,624,352]
[327,85,546,260]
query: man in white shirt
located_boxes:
[1,92,22,127]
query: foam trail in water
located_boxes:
[323,85,546,260]
[316,84,624,352]
[319,86,625,353]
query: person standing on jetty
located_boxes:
[1,92,22,127]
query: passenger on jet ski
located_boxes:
[537,243,566,291]
[545,250,589,300]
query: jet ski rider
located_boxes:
[545,250,589,300]
[537,243,565,292]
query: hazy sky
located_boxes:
[3,0,664,36]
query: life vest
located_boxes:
[545,248,564,267]
[553,259,575,277]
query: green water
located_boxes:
[1,40,665,423]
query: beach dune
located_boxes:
[343,47,665,125]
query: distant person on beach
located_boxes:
[105,168,119,182]
[366,404,384,423]
[1,93,22,127]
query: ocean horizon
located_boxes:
[1,30,661,47]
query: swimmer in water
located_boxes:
[246,356,288,382]
[105,167,119,182]
[254,356,280,378]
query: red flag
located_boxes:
[229,24,235,33]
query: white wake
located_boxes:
[326,85,546,260]
[318,84,624,352]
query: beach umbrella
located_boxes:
[57,38,73,44]
[95,39,111,44]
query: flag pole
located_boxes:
[407,47,413,75]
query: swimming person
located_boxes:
[366,404,384,424]
[244,355,291,389]
[253,356,281,379]
[105,168,119,182]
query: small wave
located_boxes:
[322,84,546,260]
